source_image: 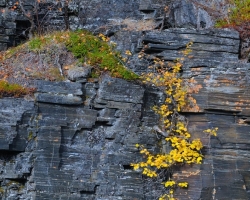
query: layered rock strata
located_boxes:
[0,28,250,199]
[0,0,250,199]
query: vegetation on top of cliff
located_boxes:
[215,0,250,39]
[64,30,138,80]
[1,30,138,83]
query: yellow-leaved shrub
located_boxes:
[131,42,217,199]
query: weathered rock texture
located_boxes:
[0,0,236,50]
[0,0,250,200]
[138,28,250,200]
[0,75,161,199]
[1,27,250,200]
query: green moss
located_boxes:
[215,19,229,28]
[28,35,50,50]
[28,37,43,50]
[0,187,4,194]
[230,0,250,24]
[3,30,139,81]
[0,80,33,98]
[5,46,22,58]
[48,68,65,81]
[28,131,33,141]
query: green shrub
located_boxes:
[64,30,139,80]
[28,37,43,50]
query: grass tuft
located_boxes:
[0,80,34,98]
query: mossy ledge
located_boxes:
[5,30,139,81]
[0,80,35,98]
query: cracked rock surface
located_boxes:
[0,0,250,200]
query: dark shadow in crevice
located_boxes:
[14,20,31,46]
[140,10,155,14]
[204,108,241,115]
[0,150,22,162]
[123,165,133,170]
[80,185,99,196]
[94,121,112,127]
[6,178,27,185]
[105,137,115,141]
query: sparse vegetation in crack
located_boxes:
[131,42,218,200]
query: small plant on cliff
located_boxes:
[28,37,44,50]
[64,31,139,80]
[131,43,218,199]
[0,80,35,98]
[215,0,250,39]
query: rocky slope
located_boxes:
[0,0,250,200]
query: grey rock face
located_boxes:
[0,0,250,200]
[67,66,92,82]
[0,0,227,51]
[0,76,156,200]
[0,98,36,151]
[35,80,83,96]
[241,37,250,59]
[168,0,214,29]
[132,28,250,199]
[1,28,250,199]
[95,74,144,105]
[34,80,84,105]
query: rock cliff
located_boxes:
[0,0,250,200]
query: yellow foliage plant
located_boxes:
[131,42,217,199]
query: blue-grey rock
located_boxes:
[67,66,92,81]
[0,0,250,200]
[168,0,214,29]
[95,74,144,105]
[35,80,83,95]
[35,93,83,105]
[0,98,35,151]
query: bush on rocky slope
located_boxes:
[215,0,250,39]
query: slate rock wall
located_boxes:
[0,0,234,50]
[1,27,250,199]
[1,0,250,200]
[0,76,163,200]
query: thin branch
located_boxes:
[18,0,35,38]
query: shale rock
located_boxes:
[0,0,250,200]
[168,0,213,29]
[1,26,250,199]
[125,27,250,199]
